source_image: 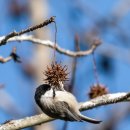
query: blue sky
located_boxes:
[0,0,130,130]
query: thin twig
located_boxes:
[0,17,55,45]
[63,35,80,130]
[0,47,21,64]
[0,56,12,63]
[53,20,57,61]
[62,122,68,130]
[92,52,100,84]
[0,92,130,130]
[68,35,80,92]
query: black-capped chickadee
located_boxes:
[35,84,101,124]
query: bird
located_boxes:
[34,84,102,124]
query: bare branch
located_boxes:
[0,56,12,63]
[0,35,100,57]
[0,92,130,130]
[0,47,21,64]
[79,92,130,111]
[0,114,54,130]
[0,16,55,46]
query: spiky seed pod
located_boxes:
[44,62,69,89]
[89,84,108,99]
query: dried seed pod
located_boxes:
[10,47,21,63]
[44,62,69,90]
[89,83,108,99]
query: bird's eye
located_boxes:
[48,87,51,90]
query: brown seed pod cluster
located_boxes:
[89,83,108,99]
[44,62,68,89]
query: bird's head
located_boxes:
[34,84,51,104]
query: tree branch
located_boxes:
[0,56,12,63]
[79,92,130,111]
[0,47,21,64]
[0,35,100,57]
[0,92,130,130]
[0,17,55,46]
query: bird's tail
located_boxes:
[79,114,102,124]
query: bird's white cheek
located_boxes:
[44,89,53,98]
[40,95,52,108]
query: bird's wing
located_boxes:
[53,101,82,121]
